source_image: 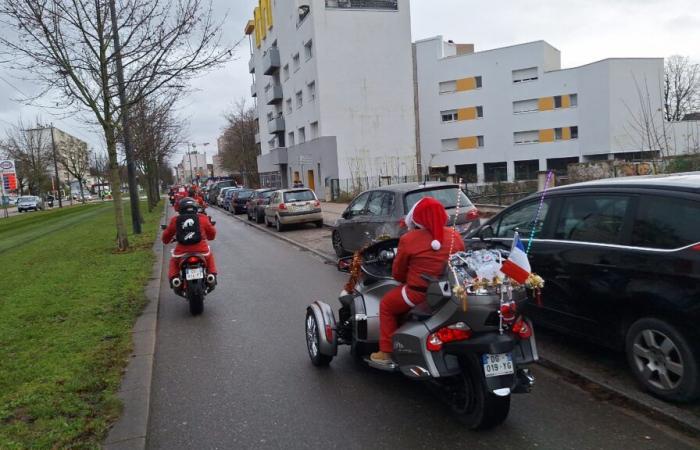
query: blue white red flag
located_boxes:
[500,232,531,284]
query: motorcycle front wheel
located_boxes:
[442,355,511,430]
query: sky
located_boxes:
[0,0,698,166]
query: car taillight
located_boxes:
[426,322,472,352]
[466,208,480,221]
[187,256,200,264]
[325,324,333,342]
[512,317,532,340]
[693,244,700,251]
[314,200,321,207]
[279,203,287,210]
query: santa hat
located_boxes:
[404,197,448,250]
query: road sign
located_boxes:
[0,160,15,171]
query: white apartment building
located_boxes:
[414,37,674,183]
[247,0,417,193]
[177,151,208,183]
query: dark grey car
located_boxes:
[331,182,479,257]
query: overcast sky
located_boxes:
[1,0,698,165]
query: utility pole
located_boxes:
[109,0,142,234]
[49,125,63,208]
[187,146,194,183]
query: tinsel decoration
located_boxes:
[525,273,545,307]
[448,178,469,311]
[344,251,363,293]
[526,170,554,255]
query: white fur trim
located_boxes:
[401,285,416,307]
[404,198,423,230]
[431,240,441,251]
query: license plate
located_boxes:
[186,268,204,280]
[482,353,514,378]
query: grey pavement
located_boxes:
[147,207,699,450]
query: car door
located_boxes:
[363,191,397,243]
[544,193,635,342]
[266,192,280,219]
[338,192,370,252]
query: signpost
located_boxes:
[0,159,16,218]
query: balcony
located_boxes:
[268,116,285,134]
[262,47,281,75]
[265,84,283,105]
[248,55,255,73]
[251,83,257,98]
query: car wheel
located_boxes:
[315,220,324,229]
[276,216,285,232]
[332,230,348,257]
[626,318,700,402]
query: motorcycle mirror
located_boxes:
[211,221,217,226]
[160,224,167,230]
[337,257,352,273]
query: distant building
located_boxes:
[246,0,417,192]
[178,151,207,183]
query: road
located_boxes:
[147,208,699,450]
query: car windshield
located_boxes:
[262,191,275,198]
[284,190,315,202]
[19,196,35,201]
[405,187,473,211]
[238,191,253,199]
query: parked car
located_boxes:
[217,187,238,207]
[230,189,254,215]
[17,196,44,212]
[222,188,239,212]
[246,188,276,223]
[332,182,479,257]
[467,173,700,402]
[209,180,236,205]
[264,188,323,231]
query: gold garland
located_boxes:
[344,251,363,293]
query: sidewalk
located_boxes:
[321,201,346,227]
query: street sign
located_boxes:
[0,160,15,171]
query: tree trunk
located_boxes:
[78,179,85,203]
[105,128,129,250]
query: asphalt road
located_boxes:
[147,208,699,450]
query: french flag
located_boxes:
[500,232,531,284]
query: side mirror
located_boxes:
[342,211,350,219]
[160,224,167,230]
[479,224,494,240]
[337,257,352,273]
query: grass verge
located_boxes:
[0,201,162,449]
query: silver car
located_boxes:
[17,196,44,212]
[264,188,323,232]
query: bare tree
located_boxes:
[0,0,234,250]
[221,100,259,187]
[664,55,700,122]
[1,118,53,195]
[57,136,91,202]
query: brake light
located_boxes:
[426,322,472,352]
[692,244,700,251]
[187,256,200,264]
[466,208,480,221]
[314,200,321,207]
[279,203,287,210]
[512,317,532,340]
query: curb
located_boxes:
[222,205,700,438]
[102,201,167,450]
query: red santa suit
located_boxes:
[378,197,465,354]
[161,213,218,279]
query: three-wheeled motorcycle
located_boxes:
[305,238,538,429]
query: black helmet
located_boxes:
[178,197,198,214]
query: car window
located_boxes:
[238,191,254,199]
[631,196,700,249]
[554,195,630,244]
[284,190,315,202]
[262,191,275,199]
[495,199,552,238]
[347,192,370,217]
[366,191,395,216]
[405,187,473,211]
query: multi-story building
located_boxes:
[246,0,417,193]
[177,151,208,183]
[413,37,677,183]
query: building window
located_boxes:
[285,98,292,115]
[308,81,316,101]
[555,127,563,140]
[288,131,295,147]
[325,0,398,10]
[439,80,457,94]
[484,162,507,182]
[475,76,482,88]
[547,157,579,178]
[477,135,484,147]
[570,126,579,139]
[512,67,538,83]
[514,130,539,144]
[304,40,313,61]
[293,53,300,72]
[513,99,538,114]
[298,127,306,143]
[296,90,303,109]
[570,94,578,107]
[441,138,458,151]
[554,95,562,108]
[455,164,477,183]
[476,106,483,118]
[283,64,290,81]
[441,110,458,122]
[514,159,539,180]
[310,121,319,139]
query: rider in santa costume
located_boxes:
[370,197,465,364]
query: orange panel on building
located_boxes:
[457,107,477,121]
[538,97,554,111]
[456,77,476,92]
[458,136,478,149]
[539,129,555,142]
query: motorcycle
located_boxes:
[161,218,217,316]
[305,238,538,430]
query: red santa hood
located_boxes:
[404,197,448,250]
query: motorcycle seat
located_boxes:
[408,302,434,321]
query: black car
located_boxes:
[468,173,700,402]
[332,182,479,257]
[246,188,276,223]
[230,189,254,214]
[208,180,236,205]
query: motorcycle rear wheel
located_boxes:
[187,283,205,316]
[444,355,511,430]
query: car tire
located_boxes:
[276,216,285,232]
[315,220,324,229]
[626,317,700,402]
[332,230,348,257]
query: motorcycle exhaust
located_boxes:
[206,274,216,285]
[172,278,182,288]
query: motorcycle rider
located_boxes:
[370,197,465,364]
[162,197,218,287]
